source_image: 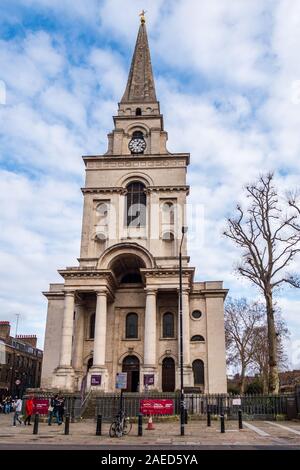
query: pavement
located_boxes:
[0,414,300,449]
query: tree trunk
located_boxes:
[262,367,268,394]
[266,292,280,394]
[240,365,246,394]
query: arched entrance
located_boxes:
[122,355,140,392]
[162,357,175,392]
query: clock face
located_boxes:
[128,137,146,154]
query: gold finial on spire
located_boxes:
[139,10,146,24]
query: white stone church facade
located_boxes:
[41,19,228,394]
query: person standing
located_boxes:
[56,396,65,425]
[24,396,34,425]
[48,394,56,425]
[13,397,23,426]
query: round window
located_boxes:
[191,310,202,320]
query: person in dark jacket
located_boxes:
[56,396,65,425]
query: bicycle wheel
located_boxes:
[109,421,117,437]
[115,421,123,438]
[123,418,132,435]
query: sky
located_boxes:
[0,0,299,369]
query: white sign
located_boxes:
[116,372,127,389]
[232,398,241,406]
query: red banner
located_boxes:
[33,399,49,415]
[140,399,174,415]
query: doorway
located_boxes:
[122,355,140,392]
[162,357,175,392]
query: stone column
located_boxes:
[93,290,107,367]
[72,304,85,370]
[144,288,157,366]
[52,291,76,391]
[86,289,109,391]
[59,291,75,367]
[177,288,192,389]
[142,288,158,391]
[182,289,190,366]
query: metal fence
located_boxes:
[24,390,298,421]
[185,393,291,420]
[94,392,295,421]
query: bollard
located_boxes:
[71,397,76,423]
[33,413,39,435]
[220,414,225,433]
[184,408,188,424]
[96,414,102,436]
[64,414,70,435]
[207,409,211,427]
[138,413,143,436]
[238,409,243,430]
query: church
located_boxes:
[41,17,228,394]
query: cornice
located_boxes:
[81,185,190,195]
[82,153,190,167]
[42,291,64,299]
[146,185,189,194]
[81,187,126,195]
[191,288,229,300]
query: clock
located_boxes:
[128,137,146,154]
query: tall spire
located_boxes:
[121,17,157,104]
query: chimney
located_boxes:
[0,321,11,339]
[16,334,37,348]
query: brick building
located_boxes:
[0,321,43,398]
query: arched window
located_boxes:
[126,312,138,339]
[163,312,174,338]
[135,107,142,116]
[132,130,144,139]
[89,313,95,339]
[193,359,204,386]
[191,335,205,342]
[126,182,146,227]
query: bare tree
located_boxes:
[225,298,264,393]
[224,173,300,393]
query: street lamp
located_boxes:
[179,225,188,436]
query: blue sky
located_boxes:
[0,0,299,368]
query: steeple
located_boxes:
[121,18,157,104]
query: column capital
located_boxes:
[95,288,107,297]
[177,287,190,295]
[144,287,157,295]
[64,290,75,297]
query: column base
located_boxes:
[52,366,75,391]
[176,365,193,390]
[141,366,158,392]
[86,366,109,392]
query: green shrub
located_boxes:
[245,380,263,394]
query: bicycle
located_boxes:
[109,409,132,437]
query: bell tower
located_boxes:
[79,15,190,269]
[42,15,228,395]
